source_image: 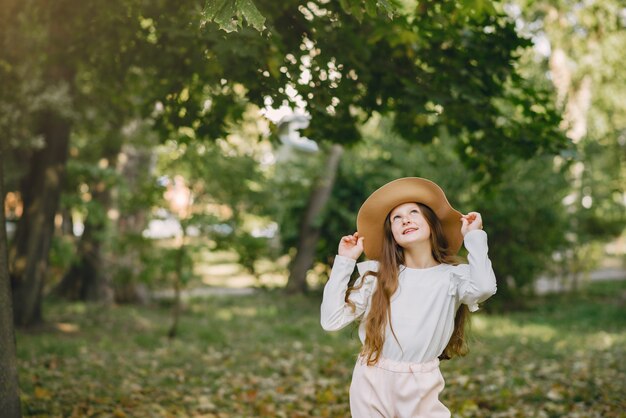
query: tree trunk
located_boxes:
[54,215,113,303]
[168,238,186,340]
[10,110,71,327]
[0,144,23,417]
[54,138,122,303]
[8,0,76,327]
[111,142,155,303]
[168,190,193,339]
[60,207,73,236]
[286,144,343,294]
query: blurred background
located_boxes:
[1,0,624,417]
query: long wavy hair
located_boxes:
[346,203,470,365]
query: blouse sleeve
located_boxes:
[448,230,497,312]
[320,256,377,331]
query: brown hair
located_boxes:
[346,203,470,365]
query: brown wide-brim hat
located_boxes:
[356,177,463,260]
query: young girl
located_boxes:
[321,177,497,417]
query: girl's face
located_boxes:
[389,202,432,248]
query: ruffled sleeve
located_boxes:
[320,256,378,331]
[448,230,497,312]
[357,260,378,277]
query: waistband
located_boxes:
[357,355,440,373]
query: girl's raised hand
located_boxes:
[460,212,483,236]
[338,232,364,260]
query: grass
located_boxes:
[16,280,626,417]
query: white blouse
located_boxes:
[320,229,497,363]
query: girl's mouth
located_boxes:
[403,228,417,235]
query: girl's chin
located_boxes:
[397,236,429,247]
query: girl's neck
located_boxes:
[402,243,439,269]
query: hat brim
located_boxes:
[356,177,463,260]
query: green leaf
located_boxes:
[458,0,496,17]
[204,0,238,32]
[338,0,351,14]
[339,0,395,20]
[350,2,364,22]
[365,0,378,17]
[203,0,228,19]
[236,0,266,31]
[377,0,395,18]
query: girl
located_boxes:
[321,177,497,417]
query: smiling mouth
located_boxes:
[403,228,418,235]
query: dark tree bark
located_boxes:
[8,0,77,327]
[286,144,343,294]
[10,110,71,326]
[0,144,23,417]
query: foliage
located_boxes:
[512,0,626,271]
[154,116,275,279]
[16,279,626,416]
[194,0,567,179]
[228,231,271,276]
[0,0,587,304]
[261,142,328,256]
[202,0,396,32]
[275,0,566,178]
[231,0,570,294]
[474,155,571,300]
[112,233,159,286]
[47,237,78,281]
[0,0,147,145]
[202,0,267,32]
[270,114,571,300]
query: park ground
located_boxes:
[15,277,626,418]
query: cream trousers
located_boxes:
[349,356,451,418]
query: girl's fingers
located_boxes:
[460,213,483,232]
[341,233,360,245]
[461,213,479,222]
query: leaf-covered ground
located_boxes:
[17,280,626,417]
